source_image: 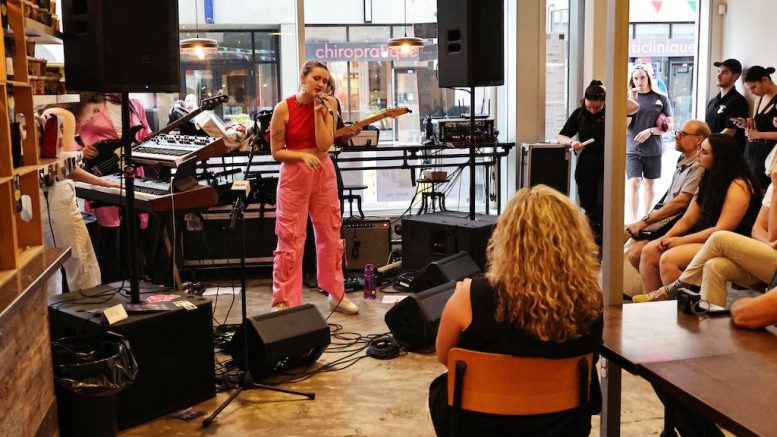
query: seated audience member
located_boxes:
[639,150,777,307]
[731,285,777,328]
[634,134,761,302]
[622,121,708,296]
[429,185,603,436]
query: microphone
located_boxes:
[318,95,333,114]
[228,180,252,230]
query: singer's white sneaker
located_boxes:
[328,295,359,315]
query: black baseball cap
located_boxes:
[714,59,742,75]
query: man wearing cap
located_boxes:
[706,58,749,153]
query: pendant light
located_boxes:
[180,0,218,59]
[387,0,424,54]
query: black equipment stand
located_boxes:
[202,192,314,428]
[468,86,476,220]
[121,92,141,304]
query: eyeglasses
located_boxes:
[674,130,700,138]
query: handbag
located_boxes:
[656,112,669,132]
[637,212,683,240]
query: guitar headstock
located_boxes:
[200,95,229,110]
[384,107,411,118]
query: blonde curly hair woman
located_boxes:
[429,185,604,436]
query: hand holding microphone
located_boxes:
[316,93,333,114]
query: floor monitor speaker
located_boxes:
[61,0,179,92]
[385,281,456,351]
[410,251,480,292]
[229,304,330,378]
[437,0,504,87]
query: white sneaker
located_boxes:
[271,302,289,312]
[328,295,359,315]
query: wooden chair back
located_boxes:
[446,348,593,435]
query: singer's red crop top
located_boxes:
[284,96,316,150]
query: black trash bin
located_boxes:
[51,331,138,437]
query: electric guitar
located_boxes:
[334,106,411,139]
[83,95,229,176]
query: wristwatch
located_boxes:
[641,214,651,224]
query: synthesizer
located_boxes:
[74,176,218,212]
[132,134,227,167]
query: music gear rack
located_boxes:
[133,134,227,166]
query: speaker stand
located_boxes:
[203,194,314,428]
[468,86,476,221]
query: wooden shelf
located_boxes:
[24,18,62,44]
[17,245,44,268]
[32,94,79,106]
[12,164,41,177]
[6,80,32,88]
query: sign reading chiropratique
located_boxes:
[306,42,422,62]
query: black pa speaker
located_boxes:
[343,218,391,270]
[229,304,330,378]
[410,251,480,292]
[385,281,456,351]
[62,0,180,92]
[437,0,504,87]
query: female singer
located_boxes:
[269,60,358,314]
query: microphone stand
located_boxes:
[203,190,315,428]
[120,92,141,303]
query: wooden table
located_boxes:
[601,301,777,437]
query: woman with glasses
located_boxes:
[557,80,639,244]
[626,65,674,223]
[739,66,777,191]
[633,134,761,301]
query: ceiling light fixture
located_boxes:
[387,0,424,54]
[180,0,218,60]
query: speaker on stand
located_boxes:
[62,0,180,92]
[437,0,504,88]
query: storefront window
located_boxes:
[179,30,279,120]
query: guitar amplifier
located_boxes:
[519,143,571,195]
[343,218,392,270]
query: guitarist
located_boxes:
[77,93,153,283]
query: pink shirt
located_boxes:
[79,99,152,227]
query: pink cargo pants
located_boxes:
[272,154,345,307]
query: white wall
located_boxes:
[717,0,777,106]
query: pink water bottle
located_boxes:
[363,264,376,300]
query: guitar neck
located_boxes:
[153,107,206,137]
[335,112,390,137]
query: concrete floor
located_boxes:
[114,276,703,437]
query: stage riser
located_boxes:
[48,293,215,430]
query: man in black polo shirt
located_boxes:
[705,58,749,153]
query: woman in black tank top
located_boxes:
[742,66,777,190]
[429,186,603,436]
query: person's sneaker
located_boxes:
[328,295,359,315]
[271,302,289,312]
[633,285,673,303]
